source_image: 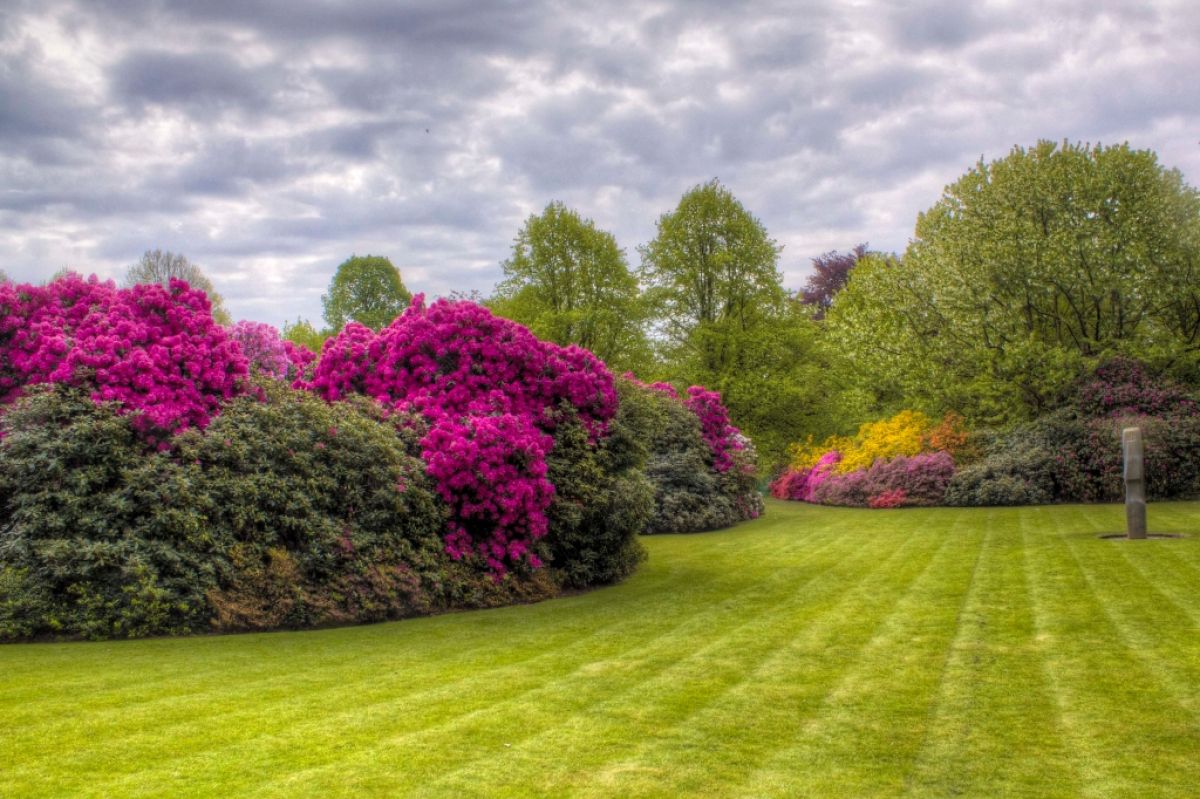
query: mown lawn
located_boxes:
[4,499,1200,798]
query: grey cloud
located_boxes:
[110,49,281,112]
[1,0,1198,329]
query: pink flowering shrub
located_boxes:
[0,274,247,439]
[777,449,955,508]
[228,320,290,380]
[770,450,842,501]
[684,386,744,473]
[303,296,618,574]
[282,339,316,381]
[868,489,907,508]
[422,413,555,573]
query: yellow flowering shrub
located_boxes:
[790,410,950,473]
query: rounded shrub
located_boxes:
[0,387,214,640]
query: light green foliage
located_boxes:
[491,201,650,372]
[7,500,1200,796]
[281,317,328,354]
[125,249,233,325]
[321,254,412,331]
[638,180,836,467]
[828,141,1200,424]
[0,268,8,283]
[639,178,786,375]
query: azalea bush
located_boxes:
[774,410,962,507]
[0,274,248,441]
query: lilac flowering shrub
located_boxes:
[227,320,290,379]
[303,296,620,577]
[0,274,247,440]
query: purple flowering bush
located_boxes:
[773,450,955,508]
[303,296,619,575]
[0,274,248,440]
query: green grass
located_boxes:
[5,500,1200,797]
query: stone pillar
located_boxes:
[1123,427,1147,540]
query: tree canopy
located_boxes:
[321,255,412,332]
[125,250,232,325]
[491,201,649,371]
[828,141,1200,424]
[638,179,786,377]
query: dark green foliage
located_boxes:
[0,388,213,640]
[944,451,1055,507]
[945,410,1200,506]
[174,383,447,631]
[623,383,762,534]
[543,411,651,589]
[0,384,452,640]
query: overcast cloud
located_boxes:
[2,0,1198,327]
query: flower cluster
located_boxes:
[1,274,247,440]
[422,414,555,573]
[770,450,841,501]
[228,320,290,380]
[303,296,618,574]
[684,386,745,473]
[621,372,679,399]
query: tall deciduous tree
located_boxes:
[638,180,841,468]
[491,201,649,371]
[638,179,786,377]
[321,255,412,332]
[828,141,1200,424]
[125,250,232,325]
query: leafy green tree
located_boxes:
[828,141,1200,424]
[321,255,412,332]
[125,250,232,325]
[281,318,328,354]
[639,179,786,378]
[491,202,650,371]
[637,180,843,468]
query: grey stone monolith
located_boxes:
[1123,426,1147,539]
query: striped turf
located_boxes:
[4,499,1200,797]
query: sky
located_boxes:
[2,0,1198,328]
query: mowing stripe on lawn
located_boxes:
[5,501,1200,798]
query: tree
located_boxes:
[321,255,411,332]
[0,269,8,283]
[827,141,1200,424]
[125,250,232,325]
[638,179,786,378]
[281,317,328,354]
[491,201,649,371]
[800,243,868,319]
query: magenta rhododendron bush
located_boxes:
[227,320,316,381]
[0,274,247,439]
[685,385,745,473]
[303,295,619,573]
